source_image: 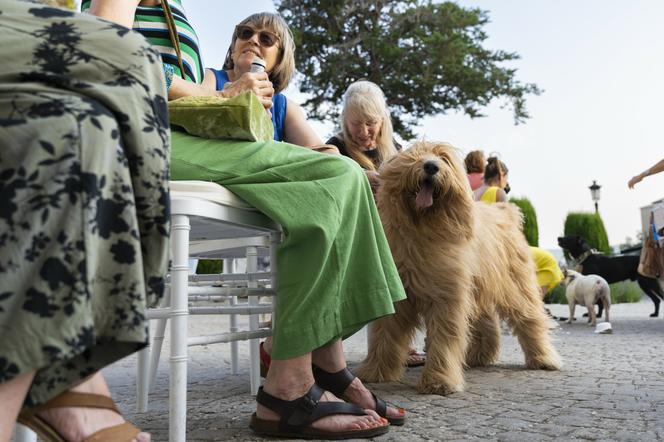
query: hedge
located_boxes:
[510,196,539,246]
[563,212,611,256]
[545,281,643,304]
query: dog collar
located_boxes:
[576,248,598,264]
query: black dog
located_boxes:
[558,234,664,317]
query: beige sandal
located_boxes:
[17,391,142,442]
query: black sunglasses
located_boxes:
[235,25,280,48]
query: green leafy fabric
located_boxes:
[169,92,273,142]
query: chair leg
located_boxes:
[170,214,190,442]
[148,287,171,393]
[14,424,37,442]
[230,295,239,375]
[136,346,150,412]
[224,257,239,375]
[247,246,260,395]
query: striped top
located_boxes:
[81,0,204,84]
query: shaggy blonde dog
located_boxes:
[356,141,562,395]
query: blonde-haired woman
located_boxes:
[327,80,400,192]
[204,12,329,148]
[327,81,427,367]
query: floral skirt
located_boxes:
[0,0,170,406]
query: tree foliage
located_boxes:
[276,0,541,138]
[563,212,611,256]
[510,196,538,247]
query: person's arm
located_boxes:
[628,158,664,189]
[496,188,508,202]
[282,98,324,147]
[87,0,141,28]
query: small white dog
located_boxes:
[561,269,611,326]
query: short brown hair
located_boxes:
[464,150,485,174]
[222,12,295,94]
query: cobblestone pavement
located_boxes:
[100,301,664,441]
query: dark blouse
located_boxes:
[326,135,401,169]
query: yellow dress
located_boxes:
[479,186,500,203]
[530,246,564,292]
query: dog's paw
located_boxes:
[354,363,403,383]
[416,378,463,396]
[526,353,562,371]
[566,320,572,324]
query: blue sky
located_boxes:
[186,1,664,249]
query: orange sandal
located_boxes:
[17,391,142,442]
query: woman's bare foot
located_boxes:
[310,340,405,421]
[260,353,387,434]
[341,376,406,421]
[406,348,426,367]
[37,373,150,442]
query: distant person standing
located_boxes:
[473,156,509,203]
[628,158,664,188]
[465,150,486,191]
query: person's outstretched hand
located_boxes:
[220,71,274,110]
[628,174,644,189]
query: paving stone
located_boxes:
[75,300,664,441]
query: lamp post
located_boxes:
[589,180,601,213]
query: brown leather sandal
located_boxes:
[17,391,142,442]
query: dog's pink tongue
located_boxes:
[416,185,434,209]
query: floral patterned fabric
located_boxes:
[0,0,170,406]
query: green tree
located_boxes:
[563,212,611,257]
[510,197,538,246]
[276,0,541,138]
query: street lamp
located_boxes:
[589,180,601,213]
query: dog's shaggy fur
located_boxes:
[355,141,562,395]
[561,269,611,326]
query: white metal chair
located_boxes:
[137,180,281,442]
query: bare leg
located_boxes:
[312,340,405,421]
[0,371,35,441]
[258,349,386,432]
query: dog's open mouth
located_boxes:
[415,177,435,209]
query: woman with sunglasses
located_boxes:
[202,13,333,148]
[79,2,406,439]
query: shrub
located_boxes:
[544,281,642,304]
[196,259,223,274]
[510,196,538,246]
[563,212,610,258]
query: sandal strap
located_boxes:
[372,392,387,419]
[256,384,366,433]
[24,392,120,416]
[84,422,141,442]
[312,365,391,420]
[312,365,356,398]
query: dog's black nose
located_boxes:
[423,161,439,176]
